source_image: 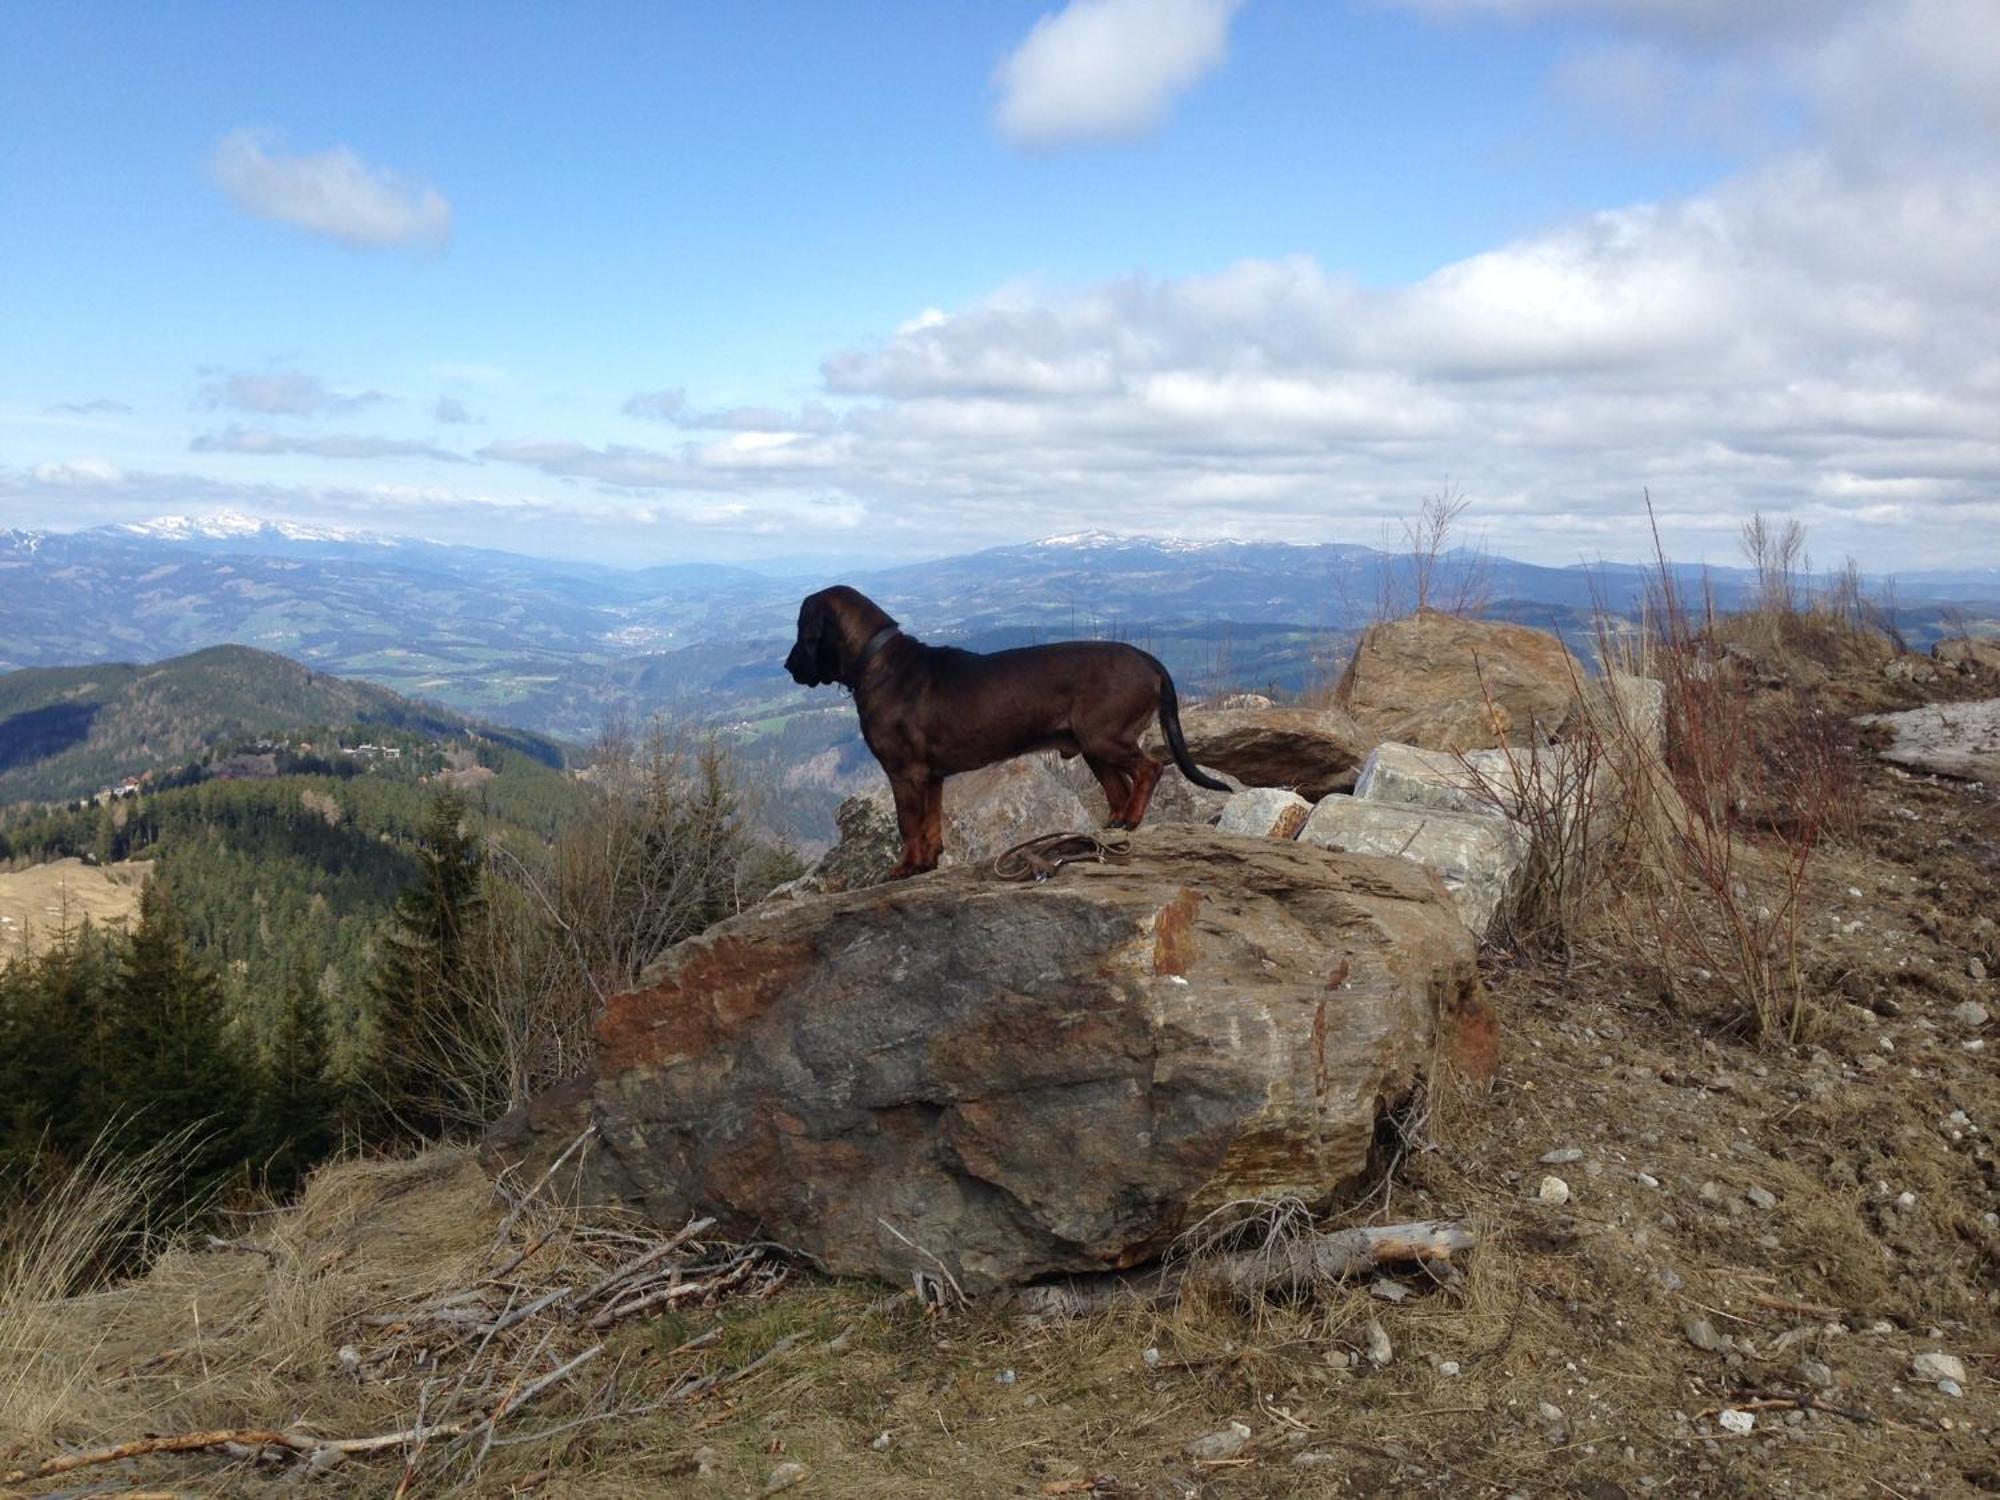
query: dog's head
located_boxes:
[785,586,895,688]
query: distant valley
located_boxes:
[5,512,1997,848]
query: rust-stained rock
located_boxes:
[1335,611,1585,751]
[1146,706,1373,799]
[490,826,1492,1292]
[1215,786,1314,838]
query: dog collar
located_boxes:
[849,624,901,681]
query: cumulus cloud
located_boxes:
[191,426,469,463]
[994,0,1243,148]
[211,129,452,252]
[44,398,133,417]
[198,369,387,417]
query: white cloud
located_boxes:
[993,0,1243,148]
[432,397,477,424]
[32,458,126,486]
[198,368,386,417]
[211,129,452,252]
[191,426,468,463]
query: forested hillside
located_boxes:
[0,643,563,805]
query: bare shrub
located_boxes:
[1624,501,1847,1041]
[384,727,795,1133]
[1369,486,1492,621]
[1741,511,1809,617]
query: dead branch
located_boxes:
[569,1214,715,1313]
[1010,1218,1476,1317]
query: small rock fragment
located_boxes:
[1912,1351,1968,1385]
[1369,1278,1410,1303]
[1187,1421,1253,1461]
[1540,1146,1584,1165]
[763,1463,808,1495]
[1142,1346,1162,1369]
[1684,1317,1725,1353]
[1538,1175,1572,1206]
[1954,1001,1989,1027]
[871,1432,892,1452]
[1717,1408,1755,1435]
[1745,1185,1778,1211]
[1798,1359,1834,1389]
[995,1368,1016,1385]
[1364,1318,1394,1367]
[1939,1378,1965,1399]
[1971,957,1988,981]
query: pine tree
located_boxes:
[0,922,117,1175]
[252,956,340,1196]
[363,791,487,1138]
[101,879,255,1207]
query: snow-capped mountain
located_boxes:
[112,510,395,546]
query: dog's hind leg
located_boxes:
[1118,754,1165,828]
[1082,754,1136,828]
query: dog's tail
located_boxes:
[1155,665,1234,792]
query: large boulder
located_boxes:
[1355,740,1605,825]
[1933,637,2000,680]
[1858,698,2000,782]
[1145,706,1373,799]
[1297,795,1527,938]
[489,826,1494,1293]
[1335,611,1585,751]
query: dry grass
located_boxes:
[0,1135,178,1446]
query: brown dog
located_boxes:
[784,585,1231,877]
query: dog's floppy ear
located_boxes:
[785,593,840,687]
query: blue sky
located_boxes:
[3,1,1994,568]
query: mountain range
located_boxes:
[5,513,1997,749]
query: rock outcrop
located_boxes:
[488,826,1493,1292]
[1335,611,1585,751]
[1297,794,1527,938]
[1858,698,2000,782]
[1933,637,2000,680]
[1146,706,1373,799]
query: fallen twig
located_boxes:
[1699,1388,1880,1426]
[1009,1218,1477,1316]
[570,1215,715,1314]
[1748,1291,1847,1321]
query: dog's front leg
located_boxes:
[884,774,932,879]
